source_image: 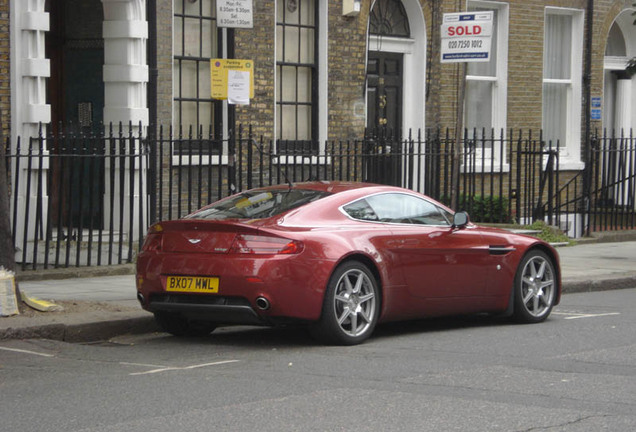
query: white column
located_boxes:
[10,0,51,140]
[102,0,149,128]
[614,78,633,207]
[9,0,51,263]
[101,0,149,258]
[614,79,632,133]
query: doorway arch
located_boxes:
[603,9,636,133]
[602,8,635,208]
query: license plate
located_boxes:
[166,276,219,293]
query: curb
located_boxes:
[2,278,635,343]
[562,276,636,294]
[15,264,136,283]
[588,230,636,243]
[0,315,158,343]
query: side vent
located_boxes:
[489,245,515,256]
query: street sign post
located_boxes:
[440,11,493,210]
[217,0,253,28]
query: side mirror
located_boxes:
[452,211,469,229]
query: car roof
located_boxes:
[258,181,380,194]
[262,181,452,227]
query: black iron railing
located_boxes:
[3,124,635,270]
[5,124,147,270]
[538,130,635,237]
[588,129,636,234]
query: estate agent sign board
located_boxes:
[441,11,493,63]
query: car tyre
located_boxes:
[310,261,380,345]
[154,312,217,337]
[512,250,557,323]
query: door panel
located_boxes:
[384,86,400,131]
[366,52,403,132]
[365,52,404,186]
[389,226,490,299]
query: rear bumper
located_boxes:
[136,250,335,324]
[148,299,266,325]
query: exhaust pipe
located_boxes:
[137,292,145,305]
[255,296,271,311]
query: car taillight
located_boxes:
[141,233,162,251]
[230,234,303,255]
[142,224,163,251]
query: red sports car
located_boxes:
[136,182,561,345]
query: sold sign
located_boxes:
[441,11,493,63]
[446,25,484,36]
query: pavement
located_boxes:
[1,236,635,343]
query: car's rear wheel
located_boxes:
[310,261,380,345]
[154,312,217,336]
[512,250,556,323]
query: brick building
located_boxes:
[4,0,634,145]
[2,0,635,263]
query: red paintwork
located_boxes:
[136,182,562,325]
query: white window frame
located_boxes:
[273,0,327,154]
[171,0,228,164]
[542,7,585,171]
[464,0,509,173]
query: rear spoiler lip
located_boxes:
[153,219,270,233]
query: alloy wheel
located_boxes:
[519,254,555,319]
[332,268,377,337]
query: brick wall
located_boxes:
[326,2,369,141]
[156,0,173,128]
[234,0,276,141]
[425,0,442,129]
[434,0,626,136]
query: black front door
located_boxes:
[46,0,105,231]
[366,52,403,133]
[366,52,403,185]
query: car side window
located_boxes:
[364,193,451,225]
[342,199,380,221]
[436,206,454,225]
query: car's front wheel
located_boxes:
[310,261,380,345]
[154,311,217,336]
[512,250,557,323]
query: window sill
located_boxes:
[170,155,334,167]
[556,160,585,171]
[171,154,229,166]
[461,162,510,174]
[272,155,332,165]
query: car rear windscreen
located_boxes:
[187,189,332,220]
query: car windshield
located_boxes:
[186,188,332,220]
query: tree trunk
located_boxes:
[0,109,19,298]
